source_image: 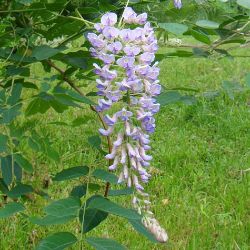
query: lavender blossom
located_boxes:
[174,0,182,9]
[88,7,167,243]
[101,13,117,26]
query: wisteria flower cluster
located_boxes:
[87,7,168,243]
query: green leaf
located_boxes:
[0,202,25,218]
[14,162,22,182]
[22,82,38,89]
[49,98,70,113]
[180,95,197,105]
[70,185,87,198]
[6,66,29,77]
[87,196,141,220]
[108,188,134,196]
[78,7,99,14]
[92,169,118,184]
[86,237,126,250]
[129,219,158,243]
[196,20,220,29]
[88,135,106,155]
[28,137,40,151]
[157,91,182,106]
[7,183,33,198]
[45,197,80,217]
[158,23,188,35]
[79,208,108,233]
[192,48,210,57]
[53,87,95,105]
[237,0,250,9]
[36,232,77,250]
[28,134,60,162]
[0,89,6,104]
[0,156,12,186]
[32,45,61,61]
[88,135,101,150]
[88,183,101,192]
[203,91,221,100]
[7,83,22,106]
[63,54,88,69]
[191,29,211,45]
[0,104,21,124]
[222,80,243,100]
[14,154,33,173]
[0,178,9,194]
[30,215,75,226]
[53,166,89,181]
[0,134,8,153]
[25,98,50,116]
[53,94,80,109]
[71,116,90,127]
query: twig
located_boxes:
[47,60,85,95]
[212,21,250,50]
[46,60,112,196]
[0,8,46,13]
[56,14,95,26]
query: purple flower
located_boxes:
[139,52,155,64]
[107,41,122,54]
[124,46,141,56]
[99,126,113,136]
[89,9,166,237]
[119,29,136,42]
[99,53,115,64]
[139,97,160,114]
[94,23,104,32]
[101,13,117,26]
[116,108,133,121]
[113,133,124,147]
[93,64,117,81]
[105,147,117,159]
[143,64,160,81]
[87,33,105,48]
[102,26,119,39]
[116,78,130,91]
[174,0,182,9]
[127,79,143,93]
[142,42,158,53]
[89,47,98,57]
[117,56,135,69]
[122,7,137,24]
[104,114,117,126]
[134,27,144,40]
[96,79,109,90]
[106,90,121,102]
[96,98,112,112]
[144,22,153,33]
[135,13,147,25]
[150,83,161,96]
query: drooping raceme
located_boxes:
[88,7,168,243]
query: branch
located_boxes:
[47,60,112,197]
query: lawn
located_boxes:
[0,47,249,249]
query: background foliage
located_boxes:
[0,0,249,249]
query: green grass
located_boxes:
[0,49,250,249]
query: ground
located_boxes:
[0,47,249,249]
